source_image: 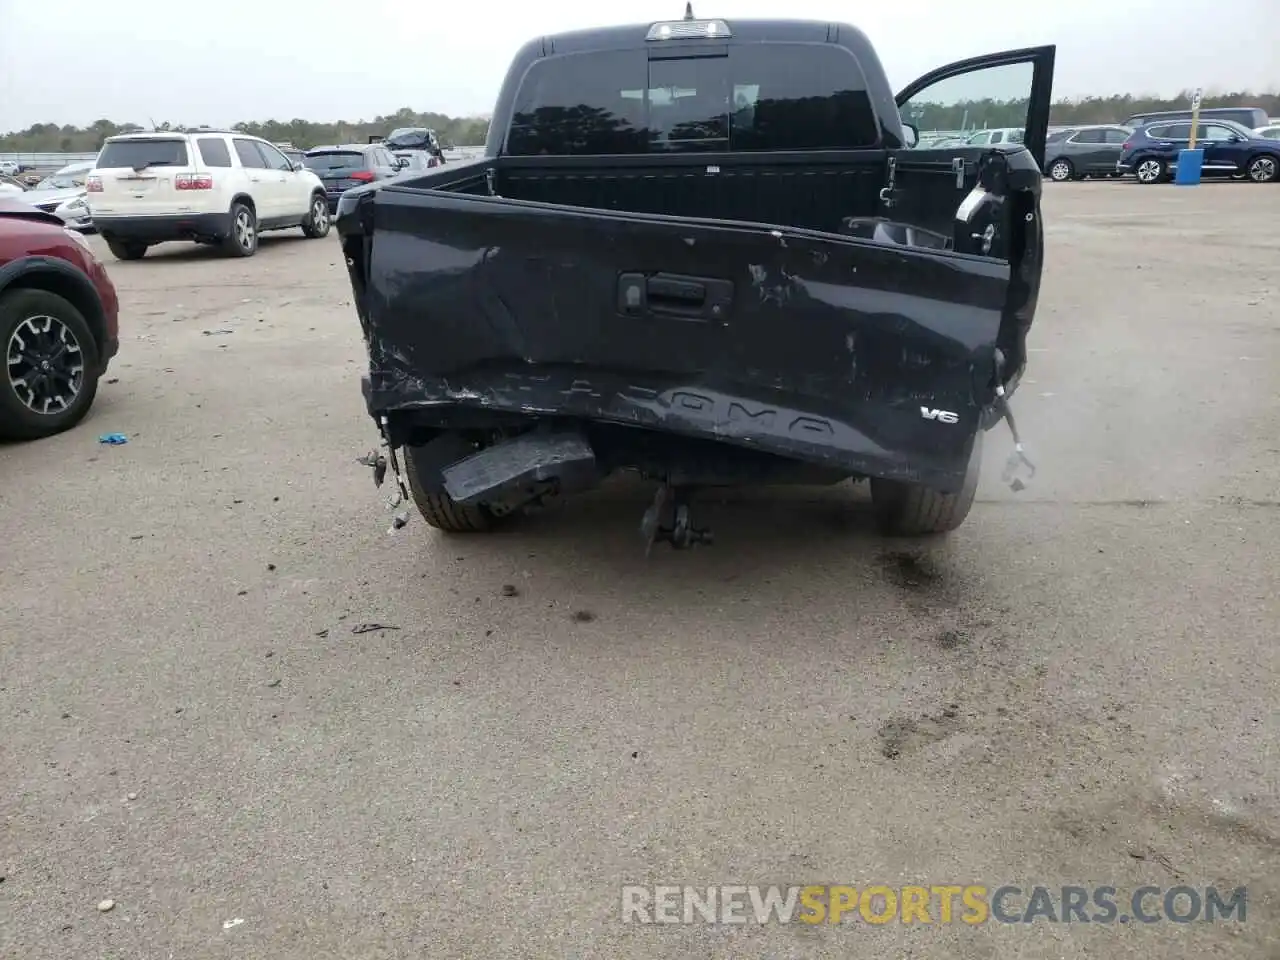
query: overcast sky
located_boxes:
[2,0,1277,131]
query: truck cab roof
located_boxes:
[533,17,844,54]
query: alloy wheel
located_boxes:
[1136,160,1162,183]
[312,198,329,231]
[6,314,84,415]
[1050,161,1071,181]
[1248,157,1277,182]
[235,209,256,250]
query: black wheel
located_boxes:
[0,288,101,441]
[1246,154,1279,183]
[222,202,258,257]
[105,238,147,261]
[869,430,982,536]
[403,441,496,533]
[1047,158,1074,182]
[1134,157,1166,184]
[301,193,330,238]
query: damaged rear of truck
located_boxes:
[337,15,1055,547]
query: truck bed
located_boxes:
[337,151,1017,492]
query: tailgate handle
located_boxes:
[648,276,705,305]
[619,272,733,320]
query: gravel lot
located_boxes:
[2,182,1278,959]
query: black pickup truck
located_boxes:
[337,10,1055,548]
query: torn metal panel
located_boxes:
[352,185,1009,492]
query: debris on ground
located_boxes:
[202,329,234,336]
[351,623,401,635]
[501,584,519,597]
[126,792,137,801]
[265,679,282,688]
[571,610,596,623]
[97,433,128,445]
[97,900,115,913]
[223,917,245,930]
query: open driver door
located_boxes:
[882,45,1056,260]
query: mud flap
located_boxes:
[442,427,599,508]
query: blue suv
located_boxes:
[1118,119,1280,184]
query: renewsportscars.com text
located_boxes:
[621,884,1247,925]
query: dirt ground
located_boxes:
[1,181,1278,959]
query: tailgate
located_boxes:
[90,137,196,216]
[303,151,370,193]
[355,188,1011,488]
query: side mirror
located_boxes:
[289,160,302,172]
[1228,135,1243,143]
[902,122,920,149]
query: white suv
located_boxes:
[86,131,330,260]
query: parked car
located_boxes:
[1122,107,1268,131]
[964,127,1024,146]
[386,127,445,159]
[0,160,20,177]
[21,162,95,231]
[86,130,330,260]
[0,200,119,440]
[1254,124,1280,140]
[303,144,402,213]
[1043,125,1131,181]
[1118,119,1280,183]
[393,152,436,173]
[334,18,1057,543]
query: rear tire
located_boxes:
[1048,158,1074,182]
[870,430,982,536]
[1134,158,1165,184]
[301,193,330,238]
[105,238,147,261]
[222,202,258,258]
[403,441,495,533]
[1246,154,1279,183]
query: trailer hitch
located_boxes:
[641,484,713,554]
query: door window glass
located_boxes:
[1070,128,1105,144]
[256,142,294,171]
[898,61,1033,148]
[1103,128,1130,144]
[233,139,268,168]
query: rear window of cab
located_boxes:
[96,139,189,169]
[506,43,880,156]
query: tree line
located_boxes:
[4,90,1277,153]
[0,108,491,153]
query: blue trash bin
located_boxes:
[1175,148,1204,185]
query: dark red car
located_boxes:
[0,199,119,440]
